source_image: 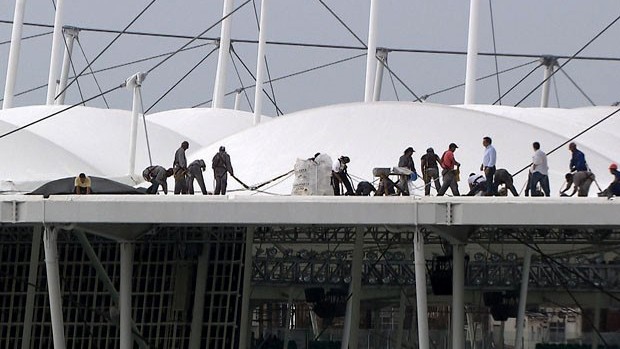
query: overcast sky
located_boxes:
[1,0,619,115]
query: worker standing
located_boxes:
[530,142,550,196]
[437,143,461,196]
[212,146,234,195]
[143,165,173,194]
[480,136,497,196]
[420,147,441,196]
[74,173,92,194]
[568,142,588,172]
[397,147,416,195]
[187,159,208,195]
[331,156,354,196]
[173,141,189,194]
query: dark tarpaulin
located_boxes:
[28,177,146,197]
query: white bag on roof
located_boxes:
[292,153,333,196]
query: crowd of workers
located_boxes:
[72,138,620,198]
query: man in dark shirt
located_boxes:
[569,142,588,172]
[397,147,416,195]
[420,147,441,196]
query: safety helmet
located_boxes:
[610,163,618,170]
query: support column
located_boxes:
[539,56,556,108]
[3,0,28,109]
[283,287,294,348]
[253,0,269,125]
[43,226,66,349]
[189,243,210,348]
[21,226,42,349]
[341,227,364,349]
[234,89,243,110]
[395,290,407,349]
[46,0,66,105]
[413,228,430,349]
[364,0,380,102]
[212,0,235,109]
[125,72,146,179]
[372,49,388,102]
[514,247,532,349]
[120,242,134,349]
[452,244,466,349]
[239,227,255,349]
[56,26,79,105]
[463,0,481,105]
[592,291,601,349]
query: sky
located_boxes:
[1,0,620,116]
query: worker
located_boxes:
[437,143,461,196]
[561,171,595,197]
[568,142,588,172]
[599,163,620,198]
[480,136,497,196]
[212,146,234,195]
[143,165,173,194]
[530,142,550,196]
[466,172,486,196]
[331,156,354,196]
[397,147,416,195]
[375,173,396,196]
[173,141,189,194]
[74,173,91,194]
[420,147,441,196]
[493,168,519,196]
[355,181,376,196]
[187,159,208,195]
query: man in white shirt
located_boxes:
[480,136,497,195]
[467,172,486,196]
[331,156,354,196]
[530,142,550,196]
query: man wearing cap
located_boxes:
[173,141,189,194]
[480,136,497,196]
[332,156,354,196]
[420,147,442,196]
[212,146,234,195]
[397,147,416,195]
[187,159,208,195]
[437,143,461,196]
[601,163,620,198]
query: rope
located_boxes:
[377,57,422,102]
[556,67,596,106]
[492,62,542,105]
[144,46,218,114]
[76,38,110,108]
[514,12,620,107]
[0,84,124,140]
[63,33,86,106]
[512,107,620,178]
[138,88,153,166]
[552,74,561,108]
[228,46,254,112]
[146,0,251,74]
[488,0,502,105]
[316,0,367,47]
[56,0,159,101]
[0,31,52,45]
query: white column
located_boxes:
[234,89,243,110]
[56,27,79,105]
[253,0,269,125]
[21,226,42,349]
[413,228,430,349]
[239,227,255,349]
[372,49,387,102]
[189,243,210,348]
[46,0,66,105]
[463,0,481,105]
[120,242,134,349]
[514,247,532,349]
[212,0,235,109]
[540,56,555,108]
[364,0,380,102]
[43,226,66,349]
[126,73,146,179]
[3,0,28,109]
[341,227,364,349]
[452,244,466,349]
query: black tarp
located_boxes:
[28,176,146,197]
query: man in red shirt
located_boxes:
[437,143,461,196]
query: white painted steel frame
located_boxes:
[46,0,66,105]
[213,0,235,109]
[464,0,481,105]
[253,0,269,125]
[3,0,27,110]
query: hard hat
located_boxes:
[610,163,618,170]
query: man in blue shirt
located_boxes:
[568,142,588,172]
[602,163,620,198]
